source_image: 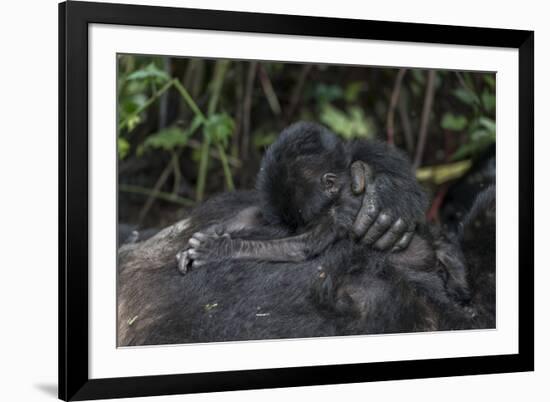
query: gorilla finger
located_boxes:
[192,232,208,241]
[353,161,375,194]
[362,212,393,244]
[392,230,415,251]
[176,252,192,274]
[192,260,206,268]
[350,161,367,194]
[188,237,201,248]
[352,207,377,238]
[177,262,188,275]
[352,191,379,237]
[373,218,408,250]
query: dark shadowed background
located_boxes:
[117,55,495,232]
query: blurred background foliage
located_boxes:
[117,55,495,228]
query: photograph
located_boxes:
[0,0,543,400]
[55,1,534,400]
[116,55,497,347]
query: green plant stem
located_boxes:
[216,143,235,190]
[210,61,234,190]
[118,79,175,131]
[172,79,206,121]
[195,135,211,202]
[119,184,194,207]
[187,139,241,168]
[413,70,437,169]
[173,78,211,201]
[137,158,177,223]
[119,71,235,202]
[195,60,233,201]
[171,151,182,194]
[208,60,231,115]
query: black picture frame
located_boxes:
[59,1,534,400]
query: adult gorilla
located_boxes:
[117,123,494,346]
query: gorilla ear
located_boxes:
[321,173,339,193]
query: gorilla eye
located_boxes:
[322,173,338,189]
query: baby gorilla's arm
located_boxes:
[177,218,340,274]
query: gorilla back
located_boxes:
[118,188,495,346]
[118,122,495,345]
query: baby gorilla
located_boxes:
[177,122,427,274]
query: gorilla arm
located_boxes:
[177,216,340,273]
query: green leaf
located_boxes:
[118,137,130,160]
[126,115,142,132]
[344,81,364,103]
[120,94,147,115]
[441,113,468,131]
[118,94,147,132]
[320,104,350,138]
[126,62,170,84]
[204,113,235,149]
[416,160,472,185]
[452,131,495,160]
[187,115,204,135]
[125,79,149,96]
[142,126,190,151]
[453,88,480,107]
[313,83,344,105]
[478,117,496,134]
[481,91,496,112]
[483,74,496,90]
[320,104,373,140]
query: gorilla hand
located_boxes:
[350,160,419,251]
[176,226,235,274]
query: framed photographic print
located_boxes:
[59,1,534,400]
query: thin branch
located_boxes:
[398,94,414,155]
[242,62,258,160]
[137,158,176,224]
[171,151,182,194]
[413,70,437,170]
[232,63,245,159]
[120,183,194,207]
[454,71,472,92]
[386,68,407,145]
[258,65,281,115]
[158,57,171,130]
[426,183,449,222]
[285,64,313,123]
[183,59,204,99]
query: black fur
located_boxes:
[118,188,495,346]
[257,122,350,230]
[346,139,428,227]
[117,123,495,346]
